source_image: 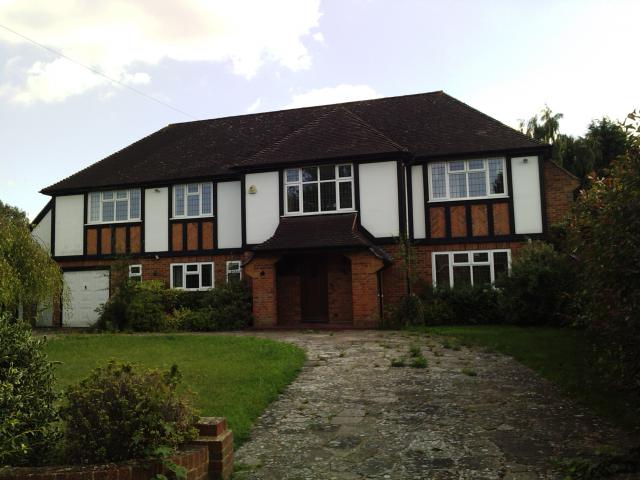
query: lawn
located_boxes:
[44,334,306,445]
[410,325,639,434]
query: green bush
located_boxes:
[382,294,424,329]
[499,241,577,326]
[61,361,198,464]
[124,281,166,331]
[417,283,503,325]
[0,314,61,466]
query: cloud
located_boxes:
[0,0,322,103]
[284,84,379,109]
[312,32,325,43]
[246,97,262,113]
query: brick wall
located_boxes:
[543,160,580,225]
[327,255,353,325]
[276,273,301,326]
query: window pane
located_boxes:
[302,167,317,182]
[453,253,468,263]
[201,264,212,288]
[227,272,241,283]
[201,183,212,214]
[472,265,492,286]
[286,169,299,183]
[130,265,141,275]
[449,161,465,172]
[287,186,300,212]
[187,194,200,216]
[302,183,318,212]
[102,201,114,222]
[493,251,509,281]
[186,273,199,289]
[338,165,352,178]
[90,192,100,221]
[227,261,241,273]
[339,182,353,209]
[186,264,198,272]
[468,159,484,170]
[174,186,185,216]
[473,252,489,262]
[319,165,335,180]
[172,265,183,288]
[453,265,472,287]
[102,191,113,200]
[129,189,140,219]
[431,163,446,199]
[115,200,128,221]
[489,159,505,194]
[434,254,450,287]
[320,181,336,211]
[187,183,199,193]
[116,190,127,199]
[468,171,487,197]
[449,173,467,198]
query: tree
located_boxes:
[552,134,595,184]
[585,117,628,175]
[520,105,563,144]
[0,200,64,320]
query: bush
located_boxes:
[382,294,424,329]
[499,241,577,326]
[417,282,503,325]
[61,361,198,464]
[197,281,253,330]
[0,313,61,466]
[123,281,166,331]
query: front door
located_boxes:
[300,256,329,323]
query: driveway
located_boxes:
[233,330,628,479]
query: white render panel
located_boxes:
[358,161,399,237]
[217,181,242,248]
[54,195,84,256]
[511,155,543,234]
[63,270,110,327]
[144,187,168,252]
[245,171,280,244]
[32,209,52,252]
[411,165,426,239]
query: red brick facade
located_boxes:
[543,160,580,225]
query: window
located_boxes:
[128,264,142,282]
[88,189,141,223]
[432,250,510,288]
[226,261,242,283]
[429,158,506,201]
[173,183,213,218]
[284,164,354,215]
[170,262,214,290]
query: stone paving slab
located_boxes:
[233,331,631,479]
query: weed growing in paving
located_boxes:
[409,345,421,357]
[410,356,428,369]
[390,358,406,367]
[461,368,478,377]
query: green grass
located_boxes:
[410,325,639,434]
[44,334,306,445]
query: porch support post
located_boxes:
[244,254,281,328]
[346,251,385,328]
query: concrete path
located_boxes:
[233,331,629,479]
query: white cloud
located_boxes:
[284,84,379,109]
[0,0,322,103]
[312,32,325,43]
[246,97,262,113]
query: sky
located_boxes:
[0,0,638,220]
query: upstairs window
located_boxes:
[432,250,510,288]
[170,262,214,290]
[284,164,354,215]
[88,189,141,223]
[429,158,506,201]
[173,182,213,218]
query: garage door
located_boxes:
[63,270,110,327]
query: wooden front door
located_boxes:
[300,256,329,323]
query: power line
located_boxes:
[0,23,198,120]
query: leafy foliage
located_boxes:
[61,361,198,464]
[0,313,61,466]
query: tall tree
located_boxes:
[520,105,564,144]
[585,117,628,175]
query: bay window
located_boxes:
[88,189,141,223]
[432,250,510,288]
[284,164,354,215]
[173,182,213,218]
[170,262,214,290]
[429,158,506,201]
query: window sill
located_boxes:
[427,195,509,204]
[85,220,141,226]
[170,215,215,220]
[282,209,357,217]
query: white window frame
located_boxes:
[170,262,214,291]
[128,264,142,281]
[88,189,141,224]
[283,164,355,216]
[172,182,214,219]
[428,158,508,202]
[431,249,511,288]
[225,261,242,283]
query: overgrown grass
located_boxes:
[410,325,639,434]
[44,334,306,445]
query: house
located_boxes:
[31,91,579,328]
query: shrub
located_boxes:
[0,313,61,466]
[123,281,166,331]
[182,307,216,331]
[499,241,577,326]
[61,361,198,464]
[382,293,424,329]
[198,281,253,330]
[417,283,503,325]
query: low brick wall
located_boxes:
[0,417,233,480]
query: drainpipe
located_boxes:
[377,270,384,320]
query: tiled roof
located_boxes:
[42,91,543,194]
[253,213,392,261]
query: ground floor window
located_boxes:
[128,264,142,282]
[226,261,242,283]
[432,249,510,288]
[170,262,214,290]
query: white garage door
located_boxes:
[63,270,110,327]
